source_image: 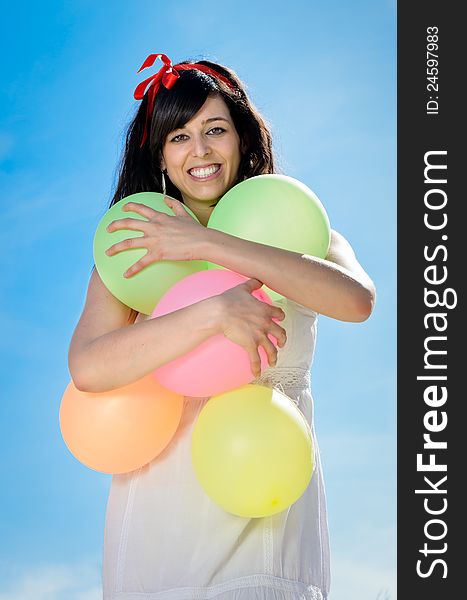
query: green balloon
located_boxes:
[207,175,331,301]
[93,192,207,315]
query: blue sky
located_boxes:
[0,1,396,599]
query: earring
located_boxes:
[161,170,167,195]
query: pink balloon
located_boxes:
[151,270,277,397]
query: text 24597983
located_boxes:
[426,26,439,115]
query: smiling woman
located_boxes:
[67,52,375,600]
[160,97,242,220]
[112,54,275,225]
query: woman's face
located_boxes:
[161,95,242,211]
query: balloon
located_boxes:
[93,192,207,315]
[152,270,277,397]
[191,384,314,517]
[207,174,331,300]
[59,374,184,474]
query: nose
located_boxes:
[191,133,211,158]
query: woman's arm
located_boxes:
[68,270,286,393]
[197,228,376,322]
[104,198,375,322]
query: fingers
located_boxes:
[247,346,262,379]
[243,278,264,292]
[122,202,159,219]
[107,217,149,234]
[270,306,285,321]
[105,235,145,256]
[164,196,190,217]
[258,334,278,368]
[123,254,150,278]
[268,322,287,348]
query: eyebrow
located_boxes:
[170,116,230,136]
[202,116,230,124]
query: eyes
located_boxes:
[169,126,226,143]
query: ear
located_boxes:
[159,153,166,172]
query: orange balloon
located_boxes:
[59,374,184,474]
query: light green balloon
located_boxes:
[191,384,314,518]
[207,175,331,301]
[93,192,207,315]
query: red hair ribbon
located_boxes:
[134,53,235,147]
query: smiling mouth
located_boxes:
[188,164,221,180]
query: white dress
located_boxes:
[102,297,331,599]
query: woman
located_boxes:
[68,53,375,599]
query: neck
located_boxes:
[182,197,218,227]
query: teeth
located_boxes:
[189,165,220,178]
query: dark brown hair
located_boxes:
[110,59,276,207]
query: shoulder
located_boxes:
[79,269,137,328]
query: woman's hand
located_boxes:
[216,278,287,378]
[105,197,206,277]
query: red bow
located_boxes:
[134,53,235,147]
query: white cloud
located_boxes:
[0,562,101,600]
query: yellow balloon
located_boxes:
[191,384,314,518]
